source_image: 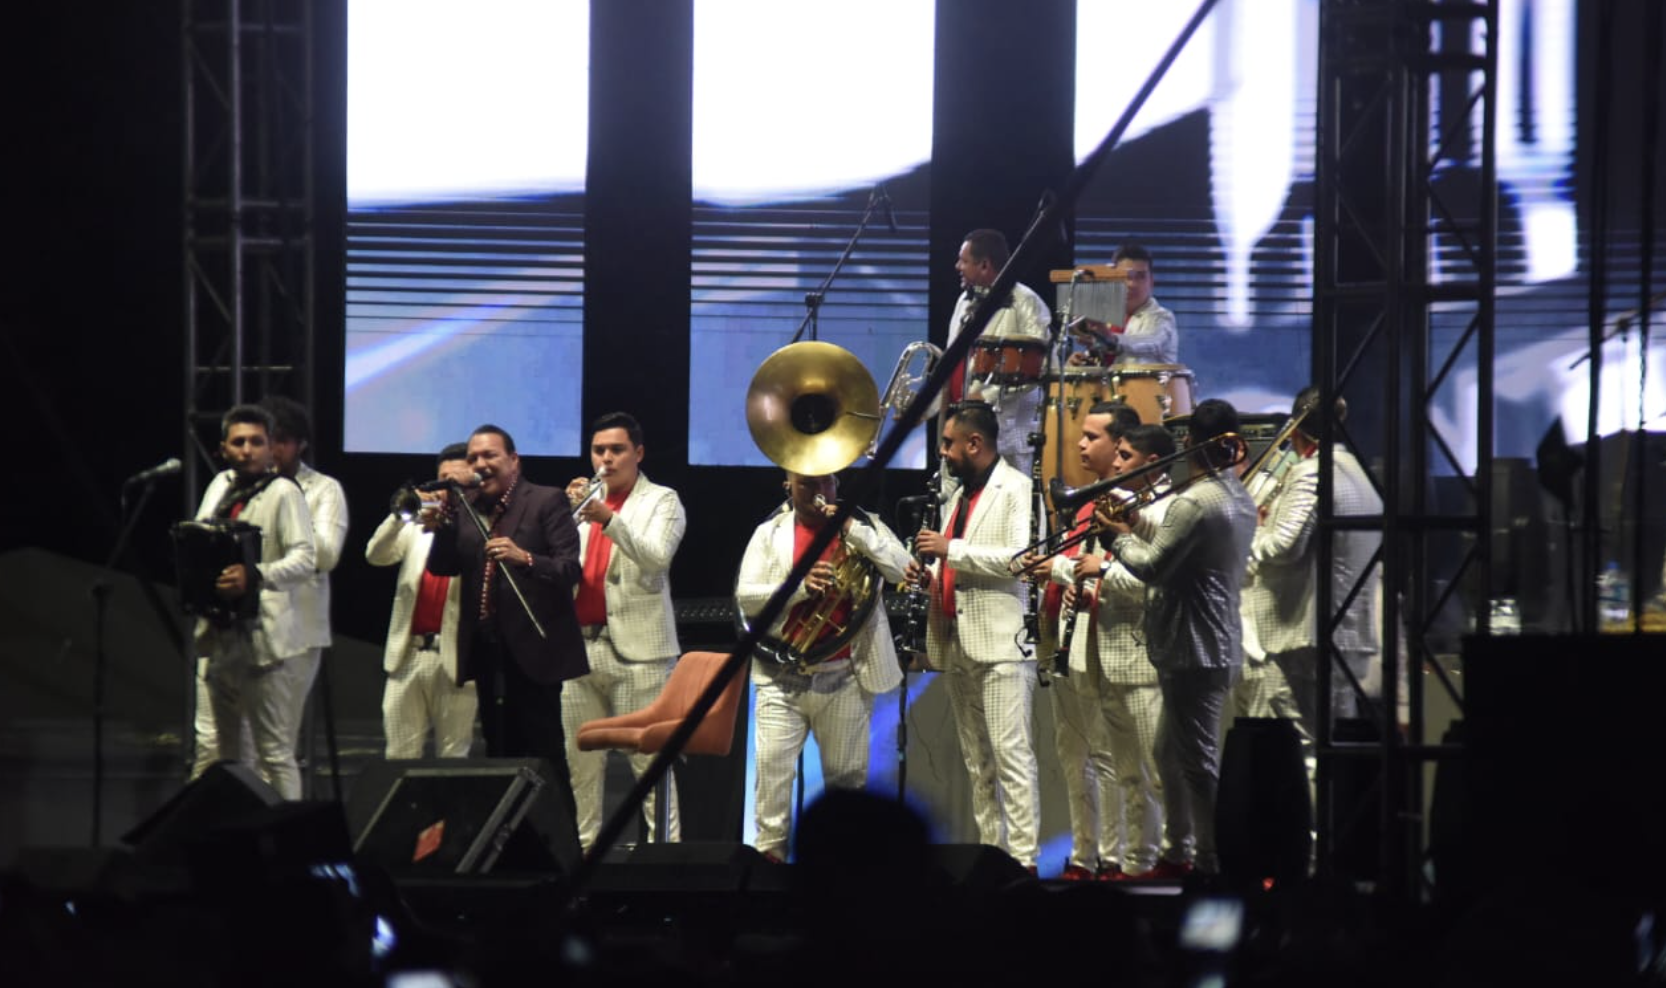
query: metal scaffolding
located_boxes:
[1313,0,1497,898]
[181,0,316,512]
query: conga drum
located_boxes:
[1108,363,1195,424]
[969,336,1047,388]
[1041,367,1115,506]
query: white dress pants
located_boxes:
[198,635,321,801]
[943,649,1040,868]
[751,662,875,859]
[1047,668,1119,870]
[382,643,478,759]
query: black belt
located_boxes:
[414,632,440,651]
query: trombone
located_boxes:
[1008,430,1248,571]
[1242,394,1319,508]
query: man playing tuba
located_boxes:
[734,471,911,863]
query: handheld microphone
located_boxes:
[125,457,183,486]
[877,184,900,233]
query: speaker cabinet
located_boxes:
[347,758,580,877]
[122,762,283,867]
[1217,716,1312,887]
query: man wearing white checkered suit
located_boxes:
[561,413,686,851]
[1102,399,1257,876]
[365,443,479,759]
[907,402,1041,870]
[1241,389,1382,775]
[735,472,910,863]
[1032,420,1176,880]
[1018,401,1139,880]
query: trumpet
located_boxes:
[1008,431,1248,571]
[390,475,474,523]
[390,485,436,523]
[570,468,607,519]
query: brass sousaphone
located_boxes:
[738,341,885,673]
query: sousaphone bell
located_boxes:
[746,341,881,476]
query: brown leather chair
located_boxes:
[575,651,748,844]
[576,651,748,757]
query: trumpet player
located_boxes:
[905,401,1042,872]
[734,472,910,863]
[365,442,479,759]
[1098,399,1257,878]
[561,412,687,851]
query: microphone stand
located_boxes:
[90,478,167,845]
[790,185,895,344]
[1567,288,1666,370]
[448,481,546,640]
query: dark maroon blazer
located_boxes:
[425,479,588,686]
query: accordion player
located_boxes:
[171,519,263,624]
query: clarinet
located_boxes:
[1024,424,1052,686]
[1052,527,1097,678]
[896,470,940,659]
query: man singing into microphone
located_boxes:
[425,424,587,847]
[561,412,687,852]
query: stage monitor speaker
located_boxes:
[591,841,770,895]
[347,758,580,878]
[122,761,283,867]
[929,843,1032,891]
[1217,717,1312,887]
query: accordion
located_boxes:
[171,520,262,624]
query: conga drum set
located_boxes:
[1038,265,1197,505]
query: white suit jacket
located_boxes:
[926,459,1034,665]
[365,513,463,683]
[1047,486,1170,682]
[291,462,349,649]
[193,470,316,664]
[735,504,910,695]
[1245,445,1382,657]
[574,473,685,661]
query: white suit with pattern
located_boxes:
[561,472,686,850]
[926,458,1041,868]
[191,470,318,799]
[1241,446,1382,759]
[735,505,909,859]
[365,513,477,758]
[1048,486,1171,874]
